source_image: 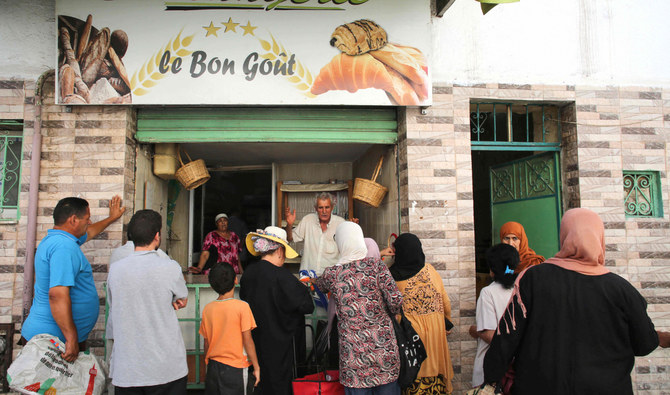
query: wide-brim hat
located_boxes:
[246,226,298,259]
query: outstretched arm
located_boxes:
[87,195,125,240]
[284,207,296,241]
[658,331,670,348]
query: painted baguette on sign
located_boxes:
[311,19,429,105]
[57,14,132,104]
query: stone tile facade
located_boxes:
[399,83,670,393]
[0,76,133,357]
[1,77,668,392]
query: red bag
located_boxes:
[292,370,345,395]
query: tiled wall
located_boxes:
[0,76,133,357]
[400,83,670,393]
[1,77,668,392]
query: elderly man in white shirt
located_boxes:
[285,192,357,276]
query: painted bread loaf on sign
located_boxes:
[330,19,387,56]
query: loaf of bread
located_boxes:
[330,19,387,56]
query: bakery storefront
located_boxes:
[54,0,432,387]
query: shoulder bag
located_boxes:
[391,310,427,389]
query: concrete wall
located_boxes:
[433,0,670,86]
[4,0,670,88]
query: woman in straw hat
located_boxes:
[315,221,403,394]
[239,226,314,395]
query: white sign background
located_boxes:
[56,0,432,106]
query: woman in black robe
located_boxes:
[240,226,314,395]
[483,208,660,394]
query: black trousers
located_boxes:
[205,359,254,395]
[114,375,187,395]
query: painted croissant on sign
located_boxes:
[311,19,429,105]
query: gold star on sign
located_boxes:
[222,17,239,33]
[241,21,257,36]
[203,22,221,37]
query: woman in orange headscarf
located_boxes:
[498,221,544,273]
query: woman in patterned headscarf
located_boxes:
[386,233,454,394]
[499,221,545,273]
[316,222,403,395]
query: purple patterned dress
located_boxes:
[202,231,241,274]
[315,257,403,388]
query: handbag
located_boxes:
[7,334,107,395]
[444,317,454,331]
[292,370,345,395]
[391,311,427,389]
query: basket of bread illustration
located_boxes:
[353,156,388,208]
[175,147,210,190]
[310,19,428,106]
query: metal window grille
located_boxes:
[470,102,561,151]
[623,171,663,218]
[0,121,23,221]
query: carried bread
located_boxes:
[312,19,428,105]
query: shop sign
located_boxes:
[56,0,432,106]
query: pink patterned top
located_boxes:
[316,257,403,388]
[202,231,241,274]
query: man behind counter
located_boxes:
[285,192,357,276]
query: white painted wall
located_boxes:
[2,0,670,87]
[0,0,55,79]
[433,0,670,86]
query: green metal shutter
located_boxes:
[136,107,397,144]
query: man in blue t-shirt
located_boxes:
[22,196,125,362]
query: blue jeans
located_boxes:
[344,381,400,395]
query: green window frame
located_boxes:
[0,120,24,222]
[623,170,663,218]
[470,102,562,151]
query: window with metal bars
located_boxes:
[470,102,561,151]
[623,170,663,218]
[0,121,24,221]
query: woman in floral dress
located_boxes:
[315,222,403,395]
[189,213,242,274]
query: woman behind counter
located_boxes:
[190,213,242,275]
[499,221,544,273]
[383,233,454,395]
[316,222,403,395]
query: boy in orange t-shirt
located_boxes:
[200,263,260,394]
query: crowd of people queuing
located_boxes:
[19,194,670,395]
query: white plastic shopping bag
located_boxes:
[7,333,107,395]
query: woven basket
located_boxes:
[174,147,210,190]
[353,156,388,207]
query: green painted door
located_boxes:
[490,151,562,258]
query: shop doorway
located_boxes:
[470,102,564,295]
[192,168,272,270]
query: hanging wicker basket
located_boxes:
[174,147,210,190]
[353,156,388,207]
